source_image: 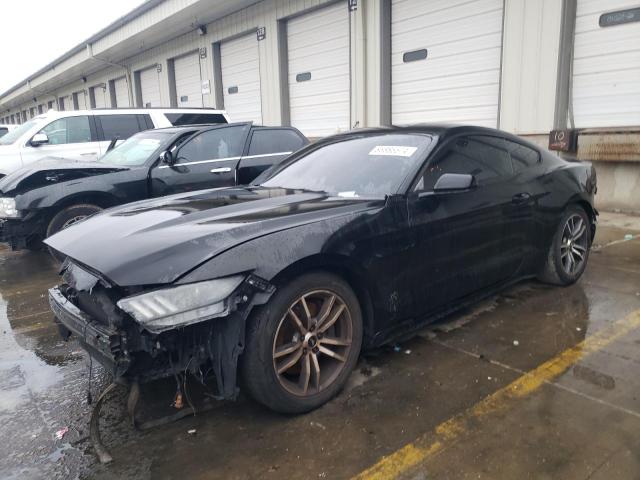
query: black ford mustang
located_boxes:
[47,125,597,414]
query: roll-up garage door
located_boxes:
[573,0,640,127]
[75,91,87,110]
[174,52,203,107]
[139,67,162,107]
[221,33,263,123]
[391,0,504,127]
[114,77,130,108]
[92,85,107,109]
[287,2,350,137]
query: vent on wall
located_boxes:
[228,86,239,94]
[403,49,428,63]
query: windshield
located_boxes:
[0,119,41,145]
[259,133,434,197]
[99,131,173,166]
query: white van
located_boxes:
[0,108,229,177]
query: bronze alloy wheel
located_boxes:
[272,289,353,396]
[560,213,589,275]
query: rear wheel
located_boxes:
[46,204,102,262]
[241,272,363,414]
[538,205,591,285]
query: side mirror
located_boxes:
[30,133,49,146]
[433,173,476,192]
[160,150,175,166]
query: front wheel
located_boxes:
[241,272,363,414]
[46,204,103,262]
[538,205,591,285]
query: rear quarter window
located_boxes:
[248,129,308,156]
[97,114,150,141]
[165,113,228,126]
[503,139,540,172]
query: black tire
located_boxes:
[46,204,102,262]
[240,271,363,414]
[538,205,591,286]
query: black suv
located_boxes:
[0,122,307,255]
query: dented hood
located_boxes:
[45,186,381,287]
[0,157,128,195]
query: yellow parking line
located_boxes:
[353,309,640,480]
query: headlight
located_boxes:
[0,197,19,218]
[117,275,245,333]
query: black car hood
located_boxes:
[45,187,382,287]
[0,157,129,195]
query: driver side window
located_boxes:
[414,136,513,191]
[39,116,91,145]
[177,126,248,163]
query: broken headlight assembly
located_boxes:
[0,197,20,218]
[117,275,246,333]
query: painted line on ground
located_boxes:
[352,309,640,480]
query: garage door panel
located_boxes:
[288,25,349,52]
[174,53,203,108]
[394,105,499,127]
[391,0,503,126]
[114,77,130,108]
[392,0,485,21]
[393,1,503,39]
[573,0,640,127]
[140,68,161,107]
[221,33,262,124]
[288,2,350,137]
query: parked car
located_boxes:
[46,124,597,414]
[0,124,18,139]
[0,122,307,254]
[0,108,229,177]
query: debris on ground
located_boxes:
[513,340,520,346]
[624,234,634,240]
[405,350,411,355]
[55,427,69,440]
[310,422,327,430]
[393,345,401,353]
[187,429,197,435]
[576,327,582,332]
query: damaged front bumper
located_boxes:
[49,286,130,378]
[49,270,276,399]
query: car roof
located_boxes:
[150,122,253,134]
[317,124,542,149]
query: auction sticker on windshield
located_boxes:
[369,145,418,157]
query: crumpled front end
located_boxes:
[49,260,275,399]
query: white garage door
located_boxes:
[139,67,162,107]
[573,0,640,127]
[75,91,87,110]
[92,85,107,109]
[113,77,130,108]
[391,0,504,127]
[174,52,203,107]
[287,2,350,137]
[221,33,263,123]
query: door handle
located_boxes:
[81,152,97,156]
[210,167,232,174]
[512,192,531,204]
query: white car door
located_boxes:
[23,115,102,165]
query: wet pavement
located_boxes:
[0,212,639,480]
